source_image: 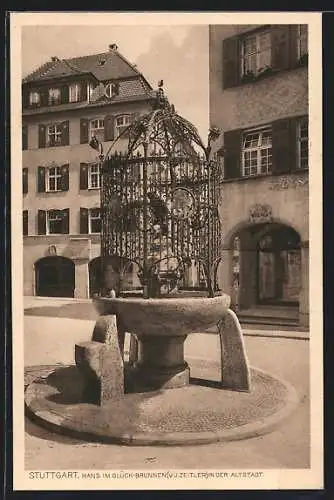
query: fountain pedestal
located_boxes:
[132,335,190,390]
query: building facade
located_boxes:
[22,44,155,299]
[209,24,309,326]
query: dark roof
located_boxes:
[23,48,151,86]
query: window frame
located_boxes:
[47,123,62,147]
[29,91,40,107]
[297,117,308,170]
[241,126,273,177]
[88,207,102,234]
[46,209,65,235]
[69,83,81,103]
[240,30,272,78]
[115,114,131,137]
[88,163,101,190]
[48,87,62,106]
[89,118,105,142]
[46,166,63,192]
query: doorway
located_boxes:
[35,256,75,298]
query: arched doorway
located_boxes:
[256,225,301,305]
[35,256,75,297]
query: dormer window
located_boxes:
[29,91,40,107]
[105,82,120,99]
[48,87,61,105]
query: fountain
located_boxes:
[25,85,299,446]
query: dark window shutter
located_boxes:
[223,36,240,89]
[104,115,115,142]
[61,85,69,104]
[271,25,291,72]
[37,166,46,192]
[223,129,242,179]
[60,120,70,146]
[289,25,298,69]
[80,163,89,190]
[37,210,46,235]
[81,82,87,101]
[22,89,29,109]
[62,209,70,234]
[38,124,46,149]
[23,210,28,236]
[40,89,48,107]
[60,164,69,191]
[22,125,28,150]
[80,208,89,234]
[272,118,296,174]
[23,168,28,194]
[80,118,89,144]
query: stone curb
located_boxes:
[25,365,300,447]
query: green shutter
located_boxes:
[80,118,89,144]
[61,164,69,191]
[38,124,46,149]
[37,166,46,192]
[80,163,89,190]
[271,25,291,72]
[37,210,46,235]
[60,120,70,146]
[104,115,115,142]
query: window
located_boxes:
[29,91,40,107]
[297,25,308,60]
[241,31,271,77]
[48,88,61,105]
[297,118,308,170]
[46,166,63,192]
[88,163,100,189]
[69,83,82,103]
[115,115,131,137]
[105,82,120,99]
[242,127,272,177]
[38,164,69,193]
[46,210,69,234]
[89,118,105,143]
[47,124,62,147]
[88,208,101,234]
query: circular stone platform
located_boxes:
[24,360,299,446]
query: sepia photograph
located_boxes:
[10,11,323,491]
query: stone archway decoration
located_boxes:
[249,203,273,224]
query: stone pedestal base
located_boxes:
[75,314,124,406]
[132,335,189,390]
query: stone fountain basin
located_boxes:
[93,294,231,337]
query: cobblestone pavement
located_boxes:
[23,314,310,470]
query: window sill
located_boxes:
[87,186,101,191]
[45,189,65,193]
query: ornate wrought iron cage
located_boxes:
[99,87,222,298]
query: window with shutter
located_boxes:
[37,166,46,192]
[80,163,89,190]
[38,124,46,149]
[240,30,272,80]
[23,210,28,236]
[22,125,28,150]
[296,116,308,170]
[45,209,69,234]
[23,168,28,194]
[80,118,89,144]
[115,115,132,138]
[88,208,101,234]
[272,118,296,174]
[89,118,105,143]
[80,208,89,234]
[223,129,242,180]
[223,36,240,89]
[104,115,115,142]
